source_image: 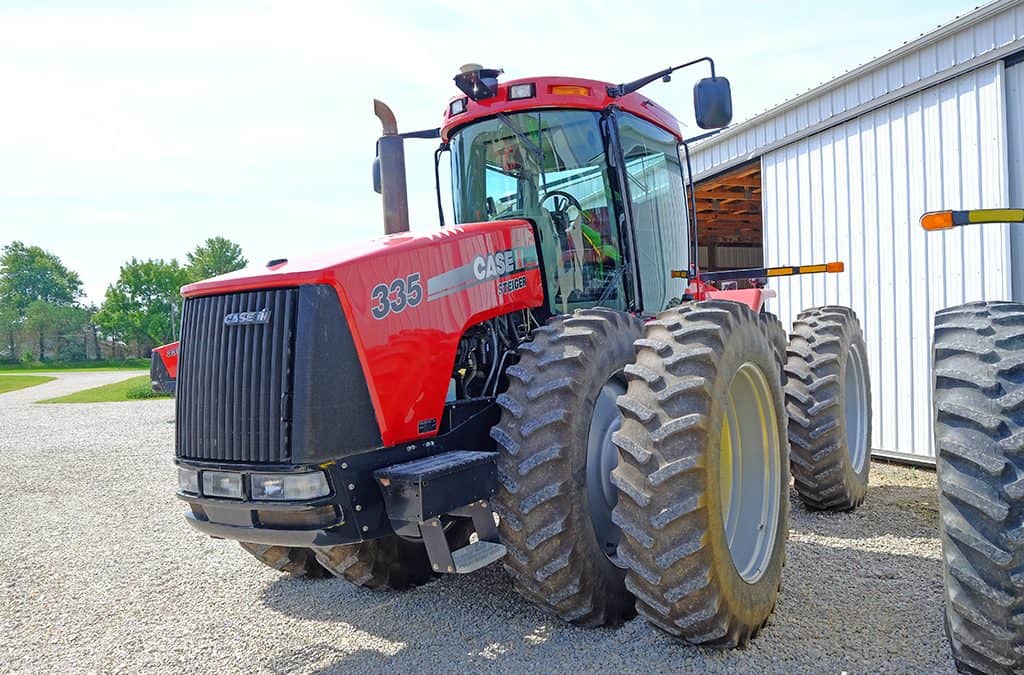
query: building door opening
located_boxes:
[692,161,763,276]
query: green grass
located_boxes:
[39,375,172,404]
[0,374,56,394]
[0,359,148,374]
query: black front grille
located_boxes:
[176,288,298,463]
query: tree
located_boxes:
[0,242,82,313]
[23,301,89,361]
[96,258,191,357]
[186,237,247,282]
[0,242,83,362]
[0,303,19,361]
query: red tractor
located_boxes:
[150,341,179,395]
[922,209,1024,674]
[174,59,873,647]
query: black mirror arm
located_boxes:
[608,56,717,98]
[682,128,725,145]
[434,142,449,227]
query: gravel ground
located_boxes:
[0,372,954,674]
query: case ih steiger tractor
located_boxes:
[174,58,874,648]
[922,209,1024,674]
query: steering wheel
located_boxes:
[541,190,584,232]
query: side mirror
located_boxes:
[694,76,732,130]
[372,156,382,194]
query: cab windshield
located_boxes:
[449,110,625,312]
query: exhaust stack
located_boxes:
[373,99,410,235]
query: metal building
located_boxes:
[689,0,1024,463]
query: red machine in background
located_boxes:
[150,341,178,395]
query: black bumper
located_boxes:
[176,458,379,547]
[176,400,503,549]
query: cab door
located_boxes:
[614,113,692,314]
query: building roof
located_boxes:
[690,0,1024,180]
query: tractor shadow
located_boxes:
[256,465,947,673]
[258,540,950,674]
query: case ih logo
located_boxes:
[223,309,271,326]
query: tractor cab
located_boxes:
[441,74,706,316]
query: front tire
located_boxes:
[314,535,434,590]
[238,543,330,578]
[785,306,872,511]
[612,300,789,647]
[933,301,1024,674]
[491,308,643,626]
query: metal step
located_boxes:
[451,540,506,574]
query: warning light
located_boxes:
[920,211,954,231]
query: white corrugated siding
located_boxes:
[1007,61,1024,302]
[691,0,1024,180]
[761,62,1012,460]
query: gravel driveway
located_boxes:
[0,372,954,674]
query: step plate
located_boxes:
[451,541,506,574]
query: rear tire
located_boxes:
[785,306,872,511]
[933,301,1024,674]
[612,300,789,647]
[491,308,643,626]
[238,543,330,578]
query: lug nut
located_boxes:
[355,505,362,512]
[362,525,368,532]
[341,462,348,469]
[348,483,355,491]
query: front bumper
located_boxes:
[175,459,382,547]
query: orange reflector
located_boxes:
[921,211,954,231]
[550,85,590,96]
[825,261,844,273]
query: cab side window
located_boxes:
[617,116,690,314]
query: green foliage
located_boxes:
[95,258,191,353]
[0,242,85,362]
[0,241,82,313]
[125,381,172,399]
[39,374,164,403]
[186,236,247,282]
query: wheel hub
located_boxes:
[586,374,626,564]
[719,362,782,584]
[845,345,869,473]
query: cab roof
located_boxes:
[440,76,683,142]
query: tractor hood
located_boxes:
[178,220,545,447]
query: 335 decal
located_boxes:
[370,273,423,320]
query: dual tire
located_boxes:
[932,301,1024,674]
[493,302,872,645]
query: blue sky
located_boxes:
[0,0,977,303]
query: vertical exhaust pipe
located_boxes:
[373,99,410,235]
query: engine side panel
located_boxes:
[336,221,544,446]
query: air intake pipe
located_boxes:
[373,99,410,235]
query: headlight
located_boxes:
[177,467,199,495]
[251,472,330,501]
[202,471,243,499]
